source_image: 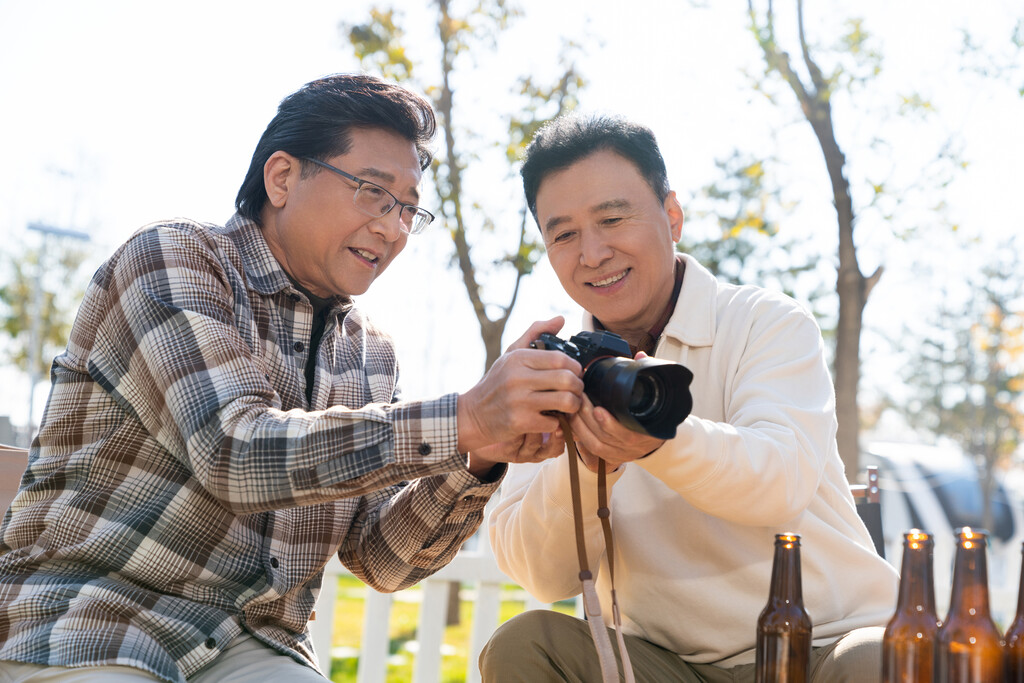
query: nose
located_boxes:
[579,229,613,268]
[368,206,405,242]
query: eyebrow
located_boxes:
[542,198,632,234]
[354,167,420,203]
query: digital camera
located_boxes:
[531,330,693,439]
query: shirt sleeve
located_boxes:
[343,463,504,591]
[83,223,485,514]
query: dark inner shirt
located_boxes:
[594,254,686,356]
[286,276,344,405]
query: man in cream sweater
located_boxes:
[480,114,898,682]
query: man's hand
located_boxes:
[569,351,666,473]
[458,317,583,461]
[467,431,565,477]
[569,395,665,473]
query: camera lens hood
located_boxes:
[583,357,693,439]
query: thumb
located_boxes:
[507,316,566,352]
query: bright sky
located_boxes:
[1,0,1021,431]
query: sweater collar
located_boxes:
[582,252,716,349]
[662,253,716,348]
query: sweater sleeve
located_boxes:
[488,454,627,603]
[637,297,836,526]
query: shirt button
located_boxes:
[418,442,432,456]
[293,341,305,352]
[289,293,301,302]
[205,637,217,649]
[270,557,280,569]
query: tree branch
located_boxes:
[797,0,827,95]
[863,265,884,301]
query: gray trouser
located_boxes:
[0,634,327,682]
[479,610,883,683]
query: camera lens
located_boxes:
[583,357,692,439]
[628,374,661,419]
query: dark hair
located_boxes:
[520,114,670,220]
[235,74,436,223]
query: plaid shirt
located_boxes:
[0,215,500,682]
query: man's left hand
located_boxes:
[569,394,665,473]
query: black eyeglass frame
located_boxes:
[301,157,435,234]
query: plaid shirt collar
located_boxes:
[223,213,353,314]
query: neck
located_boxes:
[259,210,333,299]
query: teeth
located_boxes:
[590,271,626,287]
[354,248,378,263]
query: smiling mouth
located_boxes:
[351,248,380,264]
[587,269,628,288]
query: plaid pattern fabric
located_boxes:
[0,215,499,682]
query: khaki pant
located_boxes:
[0,634,326,682]
[479,610,883,683]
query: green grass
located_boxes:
[326,575,576,683]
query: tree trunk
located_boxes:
[748,0,884,478]
[809,101,867,478]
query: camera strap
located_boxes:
[557,414,636,683]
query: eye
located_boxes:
[550,230,576,244]
[600,216,624,226]
[360,184,388,199]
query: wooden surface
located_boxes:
[0,445,28,514]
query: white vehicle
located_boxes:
[861,441,1024,627]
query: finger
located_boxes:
[589,402,645,443]
[535,431,567,461]
[518,350,584,377]
[573,395,607,438]
[528,388,583,418]
[506,316,566,352]
[518,432,545,456]
[497,360,583,413]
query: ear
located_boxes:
[264,151,299,209]
[664,190,684,242]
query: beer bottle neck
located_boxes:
[769,542,803,604]
[948,542,992,620]
[896,541,937,614]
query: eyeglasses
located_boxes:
[301,157,435,235]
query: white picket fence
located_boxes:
[309,524,560,683]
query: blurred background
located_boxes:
[1,0,1023,676]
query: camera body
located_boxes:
[531,330,693,439]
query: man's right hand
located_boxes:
[457,317,583,457]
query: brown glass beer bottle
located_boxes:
[880,532,942,679]
[1006,541,1024,683]
[935,527,1005,683]
[882,530,940,683]
[756,532,812,683]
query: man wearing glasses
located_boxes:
[0,74,582,682]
